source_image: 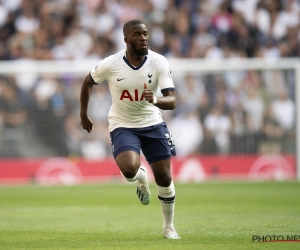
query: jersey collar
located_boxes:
[123,55,147,70]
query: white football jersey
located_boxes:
[90,49,175,132]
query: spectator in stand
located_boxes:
[226,14,258,57]
[14,7,40,34]
[242,86,264,153]
[149,22,166,55]
[279,0,299,32]
[263,69,286,99]
[270,89,295,133]
[197,92,211,124]
[63,22,94,60]
[259,106,284,154]
[0,78,27,129]
[173,10,191,57]
[284,26,300,57]
[168,109,203,157]
[177,74,205,112]
[229,102,247,154]
[64,113,83,156]
[88,83,111,123]
[204,105,232,154]
[214,1,233,29]
[232,0,260,26]
[204,37,224,60]
[32,75,68,156]
[0,78,28,157]
[0,2,8,28]
[271,89,296,153]
[191,23,217,58]
[257,37,280,59]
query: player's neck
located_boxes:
[125,51,145,67]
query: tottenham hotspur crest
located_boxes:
[148,73,152,84]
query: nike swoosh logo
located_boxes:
[117,78,125,81]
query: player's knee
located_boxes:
[155,172,172,187]
[118,160,139,178]
[121,166,138,179]
[116,151,140,178]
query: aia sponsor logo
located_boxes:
[120,89,145,101]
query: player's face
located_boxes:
[127,24,149,56]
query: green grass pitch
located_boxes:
[0,181,299,250]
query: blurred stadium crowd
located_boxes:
[0,0,299,60]
[0,0,298,159]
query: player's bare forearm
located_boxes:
[155,91,176,110]
[80,74,95,133]
[80,74,94,118]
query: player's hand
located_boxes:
[143,83,155,103]
[81,116,93,133]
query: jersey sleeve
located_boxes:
[90,56,112,84]
[157,56,175,92]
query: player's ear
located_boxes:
[124,37,128,44]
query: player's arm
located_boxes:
[148,55,176,110]
[144,83,176,110]
[159,89,176,110]
[153,89,176,110]
[80,74,95,133]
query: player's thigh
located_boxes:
[115,150,140,173]
[110,128,141,173]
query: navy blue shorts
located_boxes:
[110,122,176,164]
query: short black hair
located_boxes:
[123,20,145,36]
